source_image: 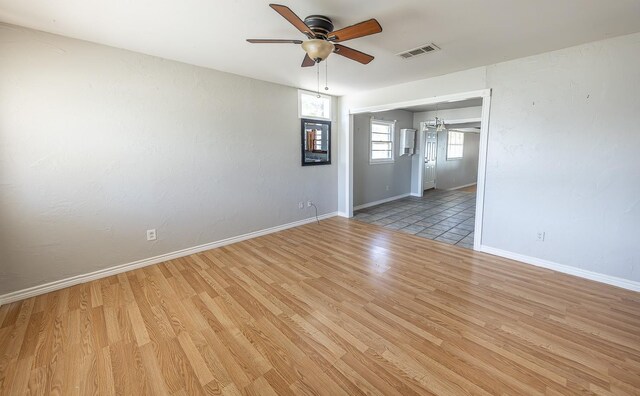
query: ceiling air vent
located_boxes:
[397,43,440,59]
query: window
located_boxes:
[313,129,323,151]
[298,90,331,120]
[370,119,395,163]
[447,131,465,159]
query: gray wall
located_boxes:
[434,131,479,190]
[0,25,338,296]
[353,110,413,207]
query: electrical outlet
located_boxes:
[298,202,304,209]
[146,229,157,241]
[307,200,313,207]
[536,231,545,242]
[385,185,390,191]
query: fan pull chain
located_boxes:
[316,62,321,98]
[324,59,329,91]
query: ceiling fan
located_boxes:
[247,4,382,67]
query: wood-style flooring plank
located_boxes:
[0,217,639,395]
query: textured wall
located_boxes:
[482,32,640,282]
[353,110,414,207]
[0,25,338,295]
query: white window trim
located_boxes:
[369,118,396,164]
[446,130,464,160]
[298,90,332,121]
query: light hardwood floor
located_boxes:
[1,217,639,395]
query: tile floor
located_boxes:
[353,189,476,249]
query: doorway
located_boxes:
[347,89,491,250]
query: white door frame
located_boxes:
[347,88,492,251]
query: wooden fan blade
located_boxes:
[269,4,314,37]
[246,39,303,44]
[333,44,374,64]
[329,19,382,42]
[301,54,315,67]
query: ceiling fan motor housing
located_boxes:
[303,15,334,38]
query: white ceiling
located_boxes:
[2,0,640,95]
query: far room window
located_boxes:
[370,119,395,163]
[314,129,323,151]
[447,131,464,160]
[298,90,331,120]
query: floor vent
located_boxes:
[397,43,440,59]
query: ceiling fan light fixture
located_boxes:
[301,39,335,62]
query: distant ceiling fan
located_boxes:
[247,4,382,67]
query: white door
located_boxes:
[423,128,437,190]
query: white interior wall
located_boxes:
[482,33,640,283]
[0,25,339,296]
[339,32,640,288]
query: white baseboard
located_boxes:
[445,183,477,191]
[0,212,338,306]
[410,192,422,197]
[479,245,640,292]
[354,193,410,211]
